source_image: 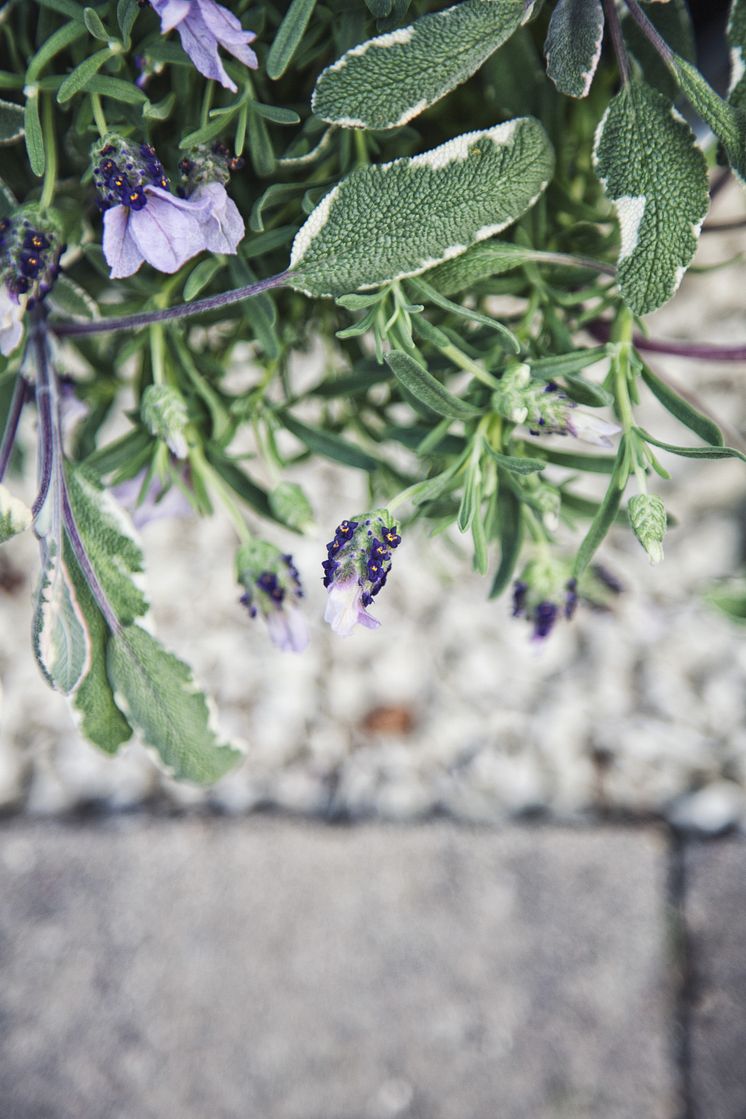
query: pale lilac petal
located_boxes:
[0,287,24,357]
[192,182,244,254]
[178,7,238,91]
[113,472,194,528]
[266,607,309,653]
[150,0,191,32]
[324,579,380,636]
[102,205,144,279]
[199,0,258,69]
[128,191,208,274]
[566,410,622,448]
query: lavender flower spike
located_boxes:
[237,541,308,653]
[150,0,258,93]
[0,210,63,356]
[322,513,401,637]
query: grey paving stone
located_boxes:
[0,820,673,1119]
[686,839,746,1119]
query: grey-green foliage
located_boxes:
[0,99,25,144]
[593,81,709,315]
[312,0,526,130]
[628,492,666,564]
[544,0,604,98]
[107,625,241,784]
[0,483,32,543]
[289,118,554,297]
[32,543,91,695]
[728,0,746,111]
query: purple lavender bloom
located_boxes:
[322,513,401,637]
[150,0,258,93]
[94,136,244,278]
[0,211,63,356]
[238,543,308,653]
[512,560,578,641]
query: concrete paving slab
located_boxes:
[686,839,746,1119]
[0,820,673,1119]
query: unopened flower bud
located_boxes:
[141,384,189,459]
[628,493,666,565]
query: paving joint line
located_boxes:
[667,828,695,1119]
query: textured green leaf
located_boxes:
[489,482,523,598]
[386,350,482,420]
[573,439,628,577]
[622,0,695,100]
[728,0,746,111]
[670,55,746,182]
[57,48,113,103]
[640,363,724,446]
[530,347,607,378]
[117,0,140,46]
[593,81,709,314]
[65,541,132,754]
[83,7,109,40]
[538,448,617,473]
[425,240,539,294]
[0,483,32,543]
[482,448,546,474]
[108,625,241,784]
[407,276,520,350]
[312,0,526,130]
[48,275,99,320]
[628,492,666,564]
[65,467,148,625]
[268,481,315,533]
[544,0,604,98]
[281,413,381,471]
[27,22,87,83]
[267,0,318,80]
[32,544,91,696]
[83,75,147,105]
[0,98,24,143]
[289,118,554,297]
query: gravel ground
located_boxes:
[1,187,745,831]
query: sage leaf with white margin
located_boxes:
[544,0,604,98]
[108,625,242,784]
[288,118,554,297]
[312,0,528,131]
[593,81,709,315]
[729,0,746,111]
[0,482,32,543]
[32,540,92,696]
[669,54,746,182]
[0,98,25,144]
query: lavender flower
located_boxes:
[179,145,245,254]
[237,541,308,653]
[150,0,258,93]
[512,559,578,641]
[93,136,243,279]
[322,512,401,636]
[492,364,621,448]
[0,209,62,356]
[112,471,194,529]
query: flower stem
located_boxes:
[39,95,57,211]
[588,319,746,362]
[149,323,166,386]
[439,342,502,389]
[611,310,646,491]
[90,92,108,139]
[622,0,674,66]
[53,270,290,337]
[0,373,28,484]
[190,445,253,546]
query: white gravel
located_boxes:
[1,187,745,832]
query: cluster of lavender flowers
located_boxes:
[322,514,402,637]
[94,136,244,278]
[0,210,62,356]
[492,363,620,447]
[237,541,308,653]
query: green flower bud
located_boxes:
[141,385,189,459]
[0,482,32,544]
[268,481,316,534]
[628,493,667,565]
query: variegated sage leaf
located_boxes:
[728,0,746,112]
[670,55,746,182]
[593,81,709,315]
[312,0,527,131]
[32,543,92,696]
[108,625,242,784]
[289,118,554,298]
[0,482,32,543]
[544,0,604,98]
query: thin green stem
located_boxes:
[440,342,502,389]
[190,446,253,546]
[149,324,166,386]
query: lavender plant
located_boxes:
[0,0,744,781]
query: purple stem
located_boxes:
[602,0,631,86]
[0,374,28,484]
[31,327,55,518]
[53,270,290,338]
[61,485,122,634]
[589,319,746,361]
[622,0,674,66]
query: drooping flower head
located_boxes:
[150,0,257,93]
[0,207,63,356]
[92,134,243,279]
[237,540,308,653]
[322,511,401,637]
[512,557,578,641]
[178,143,245,254]
[492,363,621,447]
